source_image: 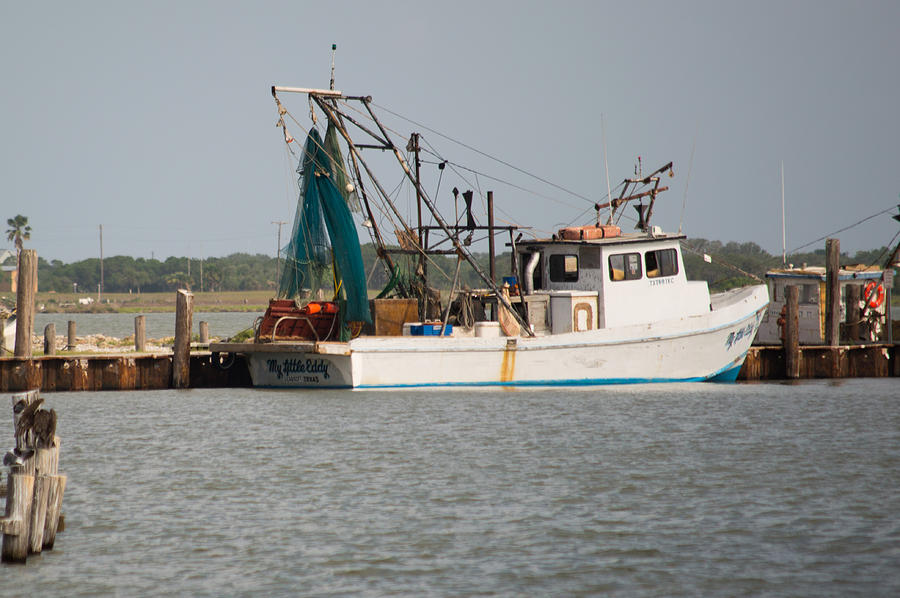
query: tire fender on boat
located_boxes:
[212,351,236,370]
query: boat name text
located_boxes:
[725,323,755,350]
[266,358,331,381]
[649,278,676,287]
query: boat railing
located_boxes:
[267,315,337,343]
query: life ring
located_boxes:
[864,281,885,309]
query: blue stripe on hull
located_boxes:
[355,359,747,389]
[250,348,752,390]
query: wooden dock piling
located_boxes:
[784,285,801,379]
[825,238,840,346]
[1,471,34,563]
[1,389,66,563]
[14,250,37,359]
[172,289,194,388]
[134,315,146,352]
[43,323,56,356]
[845,283,861,342]
[67,321,76,351]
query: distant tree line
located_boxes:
[37,253,276,294]
[30,241,897,295]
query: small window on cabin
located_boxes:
[549,254,579,283]
[608,253,642,281]
[645,249,678,278]
[801,284,818,304]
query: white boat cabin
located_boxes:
[753,265,891,345]
[508,230,711,335]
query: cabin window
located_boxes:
[645,248,678,278]
[801,284,819,304]
[608,253,642,281]
[549,254,579,283]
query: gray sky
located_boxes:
[2,0,899,263]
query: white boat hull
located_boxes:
[240,285,768,389]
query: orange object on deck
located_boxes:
[558,224,620,240]
[257,299,339,342]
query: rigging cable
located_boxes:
[372,101,597,205]
[338,102,609,238]
[680,243,763,282]
[679,136,696,235]
[787,205,899,254]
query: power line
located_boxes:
[372,102,596,205]
[788,205,898,254]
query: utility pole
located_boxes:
[272,220,287,284]
[99,224,104,302]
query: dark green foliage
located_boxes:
[38,253,277,293]
[34,241,898,295]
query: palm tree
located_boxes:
[6,215,31,259]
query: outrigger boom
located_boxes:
[271,86,342,97]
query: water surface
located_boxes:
[32,312,261,340]
[3,380,898,597]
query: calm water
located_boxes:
[32,312,261,340]
[3,380,899,597]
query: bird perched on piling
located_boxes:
[14,397,44,438]
[32,408,57,447]
[3,447,34,469]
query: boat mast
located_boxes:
[354,96,533,335]
[601,161,672,230]
[271,86,533,335]
[308,96,418,244]
[329,101,397,275]
[410,132,426,281]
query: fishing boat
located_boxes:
[754,264,892,345]
[210,83,769,388]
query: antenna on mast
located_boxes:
[600,114,612,226]
[330,44,337,90]
[781,160,786,265]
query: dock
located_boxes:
[739,344,898,380]
[0,344,894,392]
[0,353,250,393]
[0,245,897,392]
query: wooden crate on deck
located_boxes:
[371,298,418,336]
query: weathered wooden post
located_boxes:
[784,284,800,379]
[199,321,209,344]
[14,249,37,358]
[67,320,76,351]
[1,471,35,563]
[173,289,193,388]
[2,389,65,562]
[43,323,56,356]
[845,283,860,344]
[134,315,146,352]
[824,238,840,346]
